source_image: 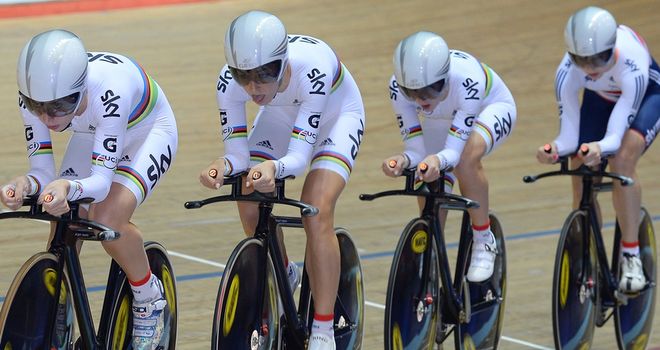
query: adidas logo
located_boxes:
[120,154,131,162]
[319,138,335,147]
[60,167,78,177]
[256,140,274,150]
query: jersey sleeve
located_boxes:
[598,59,649,154]
[436,70,485,169]
[69,86,132,202]
[274,62,336,179]
[216,65,251,175]
[389,76,426,166]
[20,100,56,195]
[553,56,583,155]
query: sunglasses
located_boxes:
[20,92,81,118]
[399,79,446,101]
[569,49,613,69]
[229,60,283,86]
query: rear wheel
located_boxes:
[383,218,439,350]
[302,228,364,349]
[211,237,280,350]
[104,241,178,349]
[614,207,657,349]
[0,252,75,350]
[552,210,597,350]
[455,213,507,349]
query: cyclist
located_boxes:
[536,6,659,293]
[198,10,365,350]
[382,31,516,282]
[0,29,178,349]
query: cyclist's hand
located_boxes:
[199,158,225,190]
[39,179,70,216]
[247,161,276,193]
[0,176,31,210]
[417,154,442,182]
[577,142,601,167]
[382,154,408,177]
[536,143,558,164]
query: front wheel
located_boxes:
[383,218,439,350]
[104,241,178,349]
[552,210,597,350]
[302,227,365,350]
[0,252,75,350]
[614,207,657,349]
[455,213,507,349]
[211,237,280,350]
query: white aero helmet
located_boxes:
[393,31,450,90]
[17,29,88,103]
[564,6,617,57]
[224,10,288,83]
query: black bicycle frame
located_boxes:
[523,157,635,307]
[0,197,119,350]
[360,169,479,324]
[185,174,318,350]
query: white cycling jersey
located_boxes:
[216,34,365,181]
[389,50,516,169]
[554,25,653,155]
[21,52,178,205]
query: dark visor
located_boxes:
[229,60,282,86]
[20,91,81,118]
[569,49,613,69]
[399,79,446,101]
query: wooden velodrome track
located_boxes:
[0,0,658,348]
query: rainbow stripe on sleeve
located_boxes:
[312,150,352,175]
[30,141,53,156]
[127,59,159,129]
[227,125,248,139]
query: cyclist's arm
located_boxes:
[216,65,251,175]
[598,65,649,154]
[20,104,56,195]
[273,64,335,179]
[389,76,425,167]
[553,57,582,155]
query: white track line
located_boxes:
[170,249,553,349]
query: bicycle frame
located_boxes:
[185,175,318,349]
[523,158,644,308]
[0,197,120,350]
[360,169,479,324]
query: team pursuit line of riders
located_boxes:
[0,5,658,350]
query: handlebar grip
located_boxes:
[522,175,537,183]
[252,171,262,180]
[580,144,589,155]
[184,201,202,209]
[388,159,397,168]
[208,168,218,179]
[419,162,428,173]
[44,194,53,203]
[359,194,375,201]
[543,143,552,153]
[6,189,14,198]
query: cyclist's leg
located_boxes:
[455,100,516,282]
[305,109,363,346]
[610,74,660,292]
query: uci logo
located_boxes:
[103,137,117,153]
[298,130,317,145]
[97,154,119,169]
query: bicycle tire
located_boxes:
[104,241,178,349]
[302,228,365,350]
[552,210,597,350]
[455,213,507,349]
[0,252,75,350]
[614,207,657,350]
[383,218,440,350]
[211,237,280,350]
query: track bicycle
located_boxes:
[0,196,177,350]
[523,153,656,350]
[360,167,507,349]
[184,173,364,349]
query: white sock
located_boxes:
[130,271,161,303]
[311,313,334,337]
